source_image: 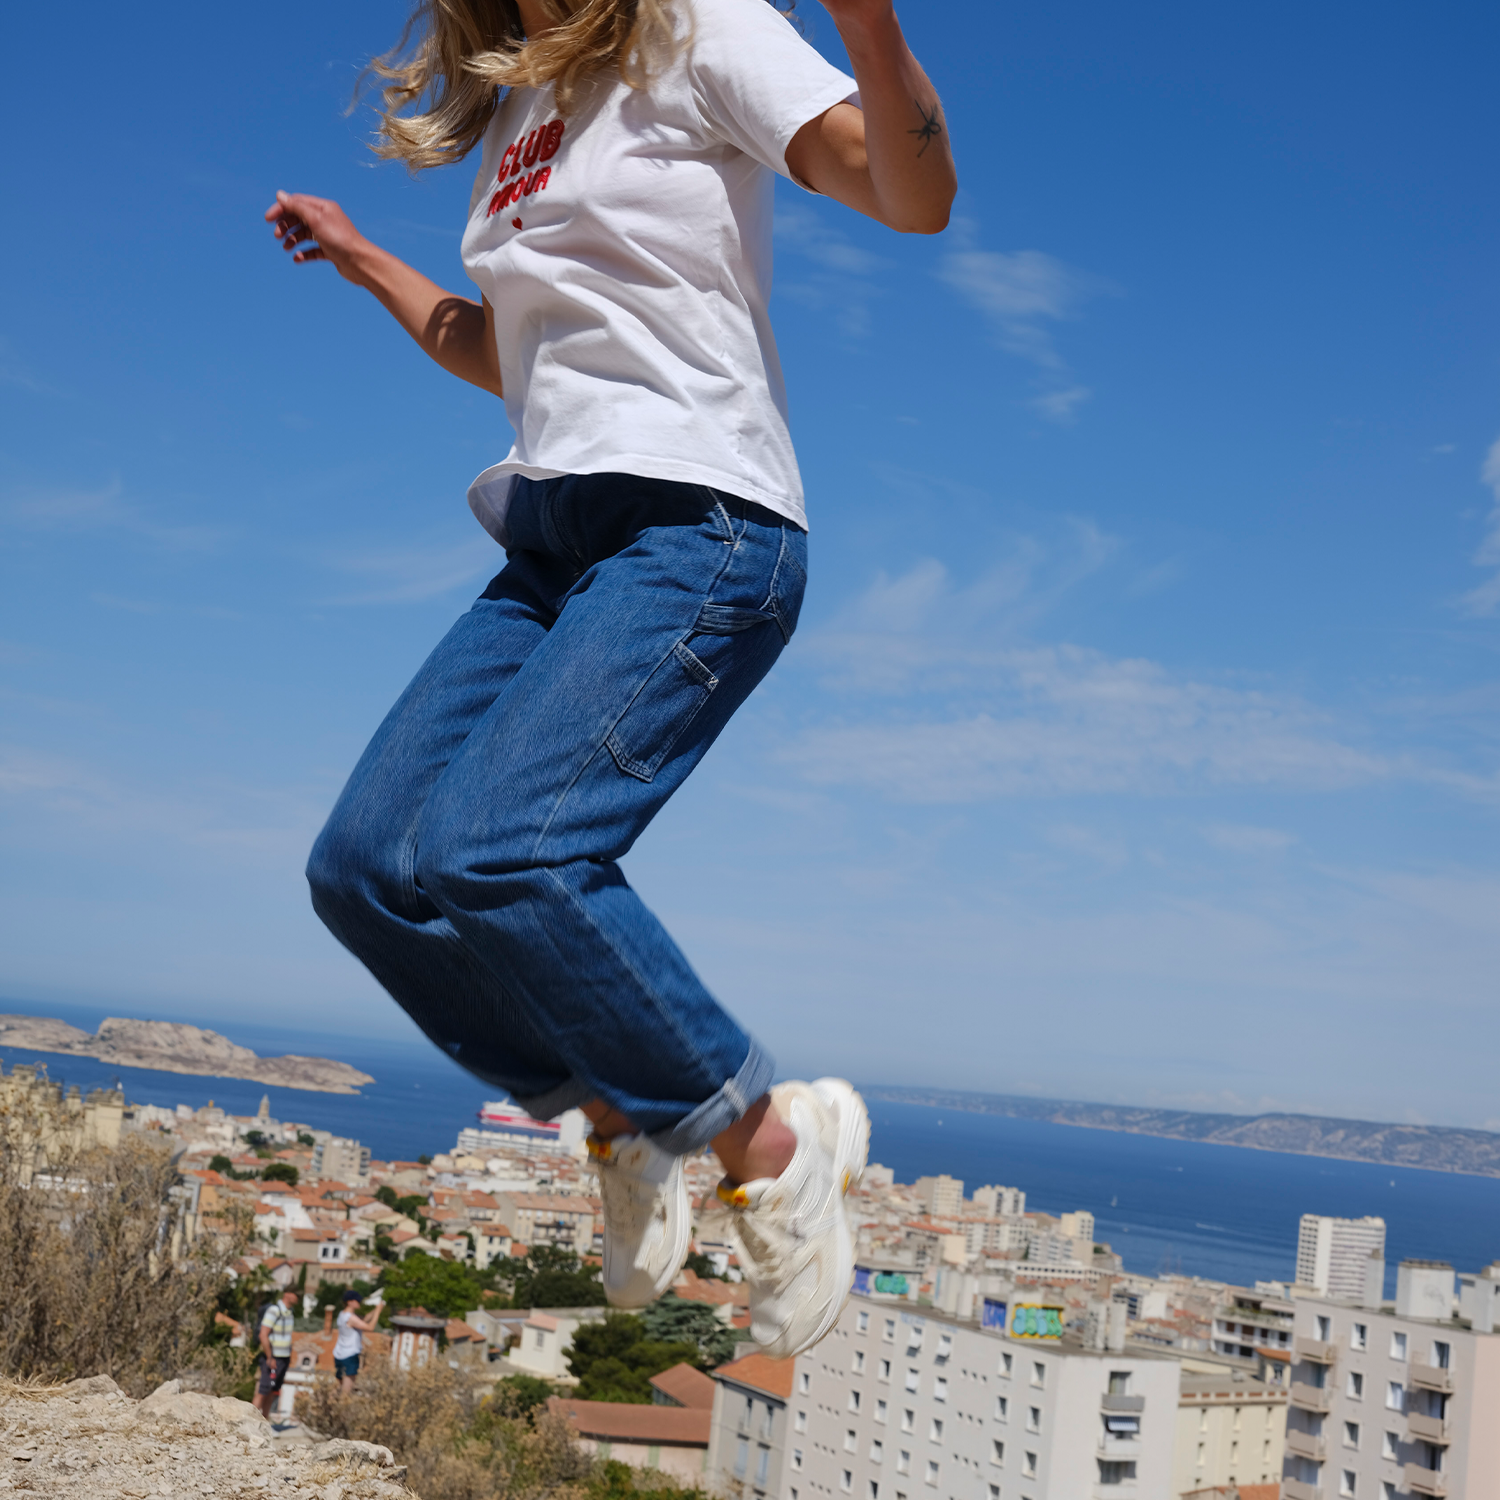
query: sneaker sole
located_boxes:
[601,1160,692,1311]
[763,1078,870,1357]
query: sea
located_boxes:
[6,1000,1500,1298]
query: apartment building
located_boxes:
[494,1191,597,1253]
[310,1135,371,1189]
[916,1177,967,1219]
[1212,1288,1295,1363]
[710,1352,797,1500]
[971,1188,1026,1218]
[1295,1218,1386,1304]
[1282,1260,1500,1499]
[1173,1364,1286,1495]
[767,1291,1178,1500]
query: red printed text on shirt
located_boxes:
[487,119,565,218]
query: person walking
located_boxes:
[267,0,955,1357]
[333,1290,379,1393]
[253,1287,298,1420]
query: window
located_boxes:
[880,1360,892,1381]
[1097,1462,1136,1486]
[858,1311,870,1334]
[795,1411,808,1435]
[871,1440,884,1463]
[905,1369,920,1394]
[1433,1341,1451,1370]
[799,1372,811,1395]
[988,1489,1000,1500]
[1386,1382,1404,1413]
[924,1462,939,1488]
[1343,1422,1360,1449]
[884,1320,896,1343]
[897,1451,911,1476]
[999,1353,1013,1377]
[901,1410,914,1435]
[762,1406,775,1440]
[1381,1432,1397,1460]
[1339,1471,1356,1499]
[929,1419,943,1443]
[1022,1453,1037,1480]
[743,1398,755,1430]
[868,1485,878,1500]
[933,1378,947,1403]
[876,1400,888,1424]
[990,1441,1005,1466]
[994,1396,1008,1422]
[1030,1364,1045,1389]
[936,1335,952,1362]
[757,1448,770,1485]
[846,1431,858,1453]
[1107,1372,1130,1395]
[1351,1323,1368,1351]
[841,1471,852,1494]
[1382,1485,1398,1500]
[792,1451,804,1472]
[1390,1333,1408,1362]
[854,1352,866,1374]
[1346,1371,1364,1399]
[734,1440,749,1478]
[790,1489,798,1500]
[850,1392,862,1414]
[1025,1408,1040,1434]
[534,1330,546,1350]
[1316,1315,1332,1341]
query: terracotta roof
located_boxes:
[526,1313,558,1331]
[714,1351,794,1399]
[445,1319,484,1341]
[649,1363,717,1409]
[550,1397,711,1447]
[673,1268,749,1307]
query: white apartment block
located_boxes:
[1296,1217,1386,1304]
[1174,1364,1286,1494]
[971,1188,1027,1218]
[1283,1260,1500,1500]
[916,1177,967,1219]
[310,1134,371,1188]
[772,1291,1178,1500]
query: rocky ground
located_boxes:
[0,1377,408,1499]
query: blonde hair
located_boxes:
[364,0,681,171]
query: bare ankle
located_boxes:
[712,1094,797,1185]
[582,1100,638,1140]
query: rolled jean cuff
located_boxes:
[649,1040,776,1158]
[512,1074,595,1122]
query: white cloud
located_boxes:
[936,227,1113,421]
[2,479,228,553]
[324,535,502,604]
[774,206,891,339]
[1459,436,1500,616]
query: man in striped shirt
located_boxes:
[253,1288,299,1418]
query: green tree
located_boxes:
[638,1293,739,1368]
[261,1161,299,1186]
[507,1245,604,1309]
[379,1252,488,1321]
[682,1251,723,1281]
[566,1312,701,1402]
[588,1459,711,1500]
[208,1154,233,1175]
[493,1373,554,1417]
[313,1276,378,1315]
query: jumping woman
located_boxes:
[268,0,955,1355]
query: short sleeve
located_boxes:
[686,0,859,179]
[261,1306,277,1327]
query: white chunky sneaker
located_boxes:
[589,1132,691,1309]
[716,1078,870,1358]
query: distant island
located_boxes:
[861,1084,1500,1179]
[0,1015,374,1095]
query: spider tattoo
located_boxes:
[908,100,944,157]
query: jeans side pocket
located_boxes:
[606,639,720,783]
[766,527,808,643]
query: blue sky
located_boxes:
[3,0,1498,1127]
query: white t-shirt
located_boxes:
[333,1308,362,1359]
[460,0,857,541]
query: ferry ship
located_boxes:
[476,1100,563,1143]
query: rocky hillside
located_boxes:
[0,1375,408,1498]
[0,1015,373,1094]
[862,1085,1500,1177]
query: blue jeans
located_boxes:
[306,473,805,1155]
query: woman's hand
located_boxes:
[264,191,373,286]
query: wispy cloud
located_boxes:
[1459,436,1500,616]
[2,479,228,553]
[775,559,1470,803]
[936,223,1113,422]
[774,206,891,338]
[324,535,501,604]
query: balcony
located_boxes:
[1100,1394,1145,1413]
[1405,1463,1448,1497]
[1294,1337,1337,1364]
[1290,1382,1332,1414]
[1096,1437,1142,1461]
[1092,1486,1138,1500]
[1281,1479,1321,1500]
[1407,1412,1451,1445]
[1285,1429,1327,1462]
[1410,1362,1455,1394]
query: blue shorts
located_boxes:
[334,1353,361,1380]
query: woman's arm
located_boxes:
[264,192,503,396]
[783,3,956,235]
